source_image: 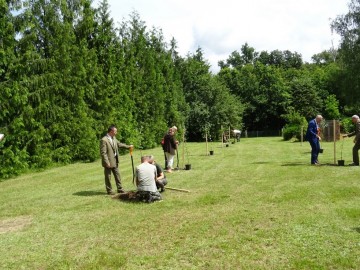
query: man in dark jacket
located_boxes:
[163,126,178,173]
[343,115,360,166]
[148,155,168,192]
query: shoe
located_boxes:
[348,163,359,166]
[311,163,320,166]
[117,189,126,194]
[107,191,116,195]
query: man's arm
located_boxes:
[116,141,133,149]
[100,139,110,167]
[155,164,165,180]
[135,169,140,186]
[355,122,360,142]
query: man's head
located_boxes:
[147,155,155,164]
[315,115,323,124]
[107,125,117,137]
[351,115,359,123]
[141,155,149,163]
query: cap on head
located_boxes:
[171,126,177,131]
[352,115,359,119]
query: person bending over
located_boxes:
[147,155,168,192]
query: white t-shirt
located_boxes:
[136,162,157,192]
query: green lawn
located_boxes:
[1,137,359,269]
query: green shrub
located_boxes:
[283,124,302,141]
[282,110,308,141]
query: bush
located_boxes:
[283,124,302,141]
[340,117,354,134]
[282,110,308,141]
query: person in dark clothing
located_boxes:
[343,115,360,166]
[148,155,167,192]
[163,126,178,173]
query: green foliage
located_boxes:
[282,124,302,141]
[340,117,354,134]
[288,76,323,119]
[282,110,308,141]
[324,94,340,119]
[331,0,360,105]
[0,0,350,178]
[178,48,243,141]
[218,62,290,131]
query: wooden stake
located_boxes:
[166,187,191,193]
[205,132,208,156]
[333,119,336,165]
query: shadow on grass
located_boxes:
[73,190,105,196]
[281,162,305,166]
[352,227,360,233]
[252,161,272,165]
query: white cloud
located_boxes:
[95,0,349,72]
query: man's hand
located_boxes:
[343,134,348,138]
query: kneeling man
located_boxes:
[136,156,162,203]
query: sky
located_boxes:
[94,0,350,72]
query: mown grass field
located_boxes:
[0,137,359,269]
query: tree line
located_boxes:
[0,0,358,178]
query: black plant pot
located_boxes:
[209,150,214,155]
[185,164,191,170]
[226,144,229,147]
[338,160,345,166]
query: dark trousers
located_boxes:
[156,178,168,190]
[352,142,360,165]
[309,139,320,164]
[104,165,122,193]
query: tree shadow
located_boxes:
[73,190,105,196]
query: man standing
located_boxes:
[136,156,162,203]
[343,115,360,166]
[305,115,323,165]
[163,126,178,173]
[100,125,133,195]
